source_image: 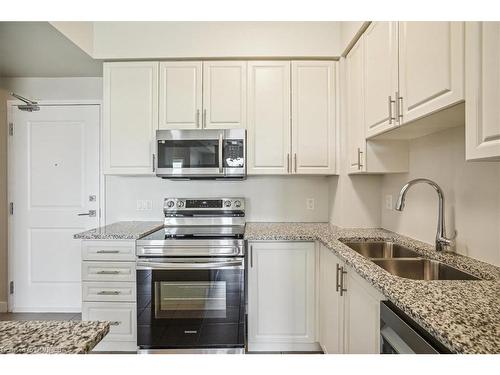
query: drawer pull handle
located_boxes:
[97,291,121,295]
[109,321,121,326]
[96,270,120,275]
[96,250,120,254]
[184,330,198,334]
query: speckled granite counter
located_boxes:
[245,222,500,354]
[0,321,110,354]
[74,221,163,240]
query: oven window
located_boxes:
[154,281,227,319]
[157,140,219,169]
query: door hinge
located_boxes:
[8,122,13,136]
[9,202,13,215]
[9,281,14,295]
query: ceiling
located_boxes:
[0,22,102,77]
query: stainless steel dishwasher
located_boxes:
[380,301,451,354]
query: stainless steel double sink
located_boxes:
[341,241,480,281]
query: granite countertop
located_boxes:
[74,221,163,240]
[0,321,110,354]
[245,222,500,354]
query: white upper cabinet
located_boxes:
[202,61,247,129]
[399,22,465,124]
[247,61,291,175]
[363,22,399,138]
[466,22,500,161]
[346,38,367,173]
[292,61,337,174]
[159,62,202,129]
[103,61,158,175]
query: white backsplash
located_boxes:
[105,175,330,223]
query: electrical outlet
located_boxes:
[385,195,393,210]
[306,198,315,210]
[136,200,153,211]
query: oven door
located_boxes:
[136,257,245,350]
[156,129,223,178]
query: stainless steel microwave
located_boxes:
[155,129,246,179]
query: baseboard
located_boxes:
[247,341,322,352]
[0,301,7,313]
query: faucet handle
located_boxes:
[438,230,457,252]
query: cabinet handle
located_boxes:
[398,95,404,121]
[340,266,348,296]
[109,321,121,326]
[286,153,290,173]
[294,153,297,173]
[96,250,120,254]
[357,148,364,170]
[388,96,396,124]
[97,291,121,295]
[250,245,253,268]
[196,109,200,128]
[203,109,207,128]
[96,270,120,275]
[152,154,156,173]
[336,264,341,292]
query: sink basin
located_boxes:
[342,241,420,259]
[371,259,480,281]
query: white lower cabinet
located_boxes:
[318,244,385,354]
[81,240,137,352]
[247,241,319,352]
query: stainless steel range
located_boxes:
[136,198,246,354]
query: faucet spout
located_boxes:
[395,178,454,252]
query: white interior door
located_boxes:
[9,104,100,312]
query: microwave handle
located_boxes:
[218,133,223,173]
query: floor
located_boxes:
[0,312,82,321]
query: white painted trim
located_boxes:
[0,301,7,313]
[6,100,103,312]
[247,342,322,352]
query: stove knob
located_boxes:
[224,200,232,208]
[177,201,185,208]
[166,200,174,208]
[234,200,241,208]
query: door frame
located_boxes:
[6,100,104,312]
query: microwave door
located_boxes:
[156,138,222,177]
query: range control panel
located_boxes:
[164,198,245,211]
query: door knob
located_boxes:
[78,210,96,217]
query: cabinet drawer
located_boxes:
[82,262,136,282]
[82,302,136,343]
[82,240,136,261]
[83,282,136,302]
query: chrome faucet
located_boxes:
[395,178,455,252]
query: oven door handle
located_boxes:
[136,259,244,270]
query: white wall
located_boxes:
[0,77,102,100]
[381,126,500,266]
[92,22,341,59]
[105,175,330,223]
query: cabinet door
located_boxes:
[346,38,366,173]
[364,22,399,138]
[399,22,464,124]
[247,61,291,175]
[291,61,336,175]
[159,62,202,129]
[203,61,247,129]
[248,241,316,351]
[466,22,500,161]
[103,62,158,175]
[342,266,384,354]
[318,245,344,354]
